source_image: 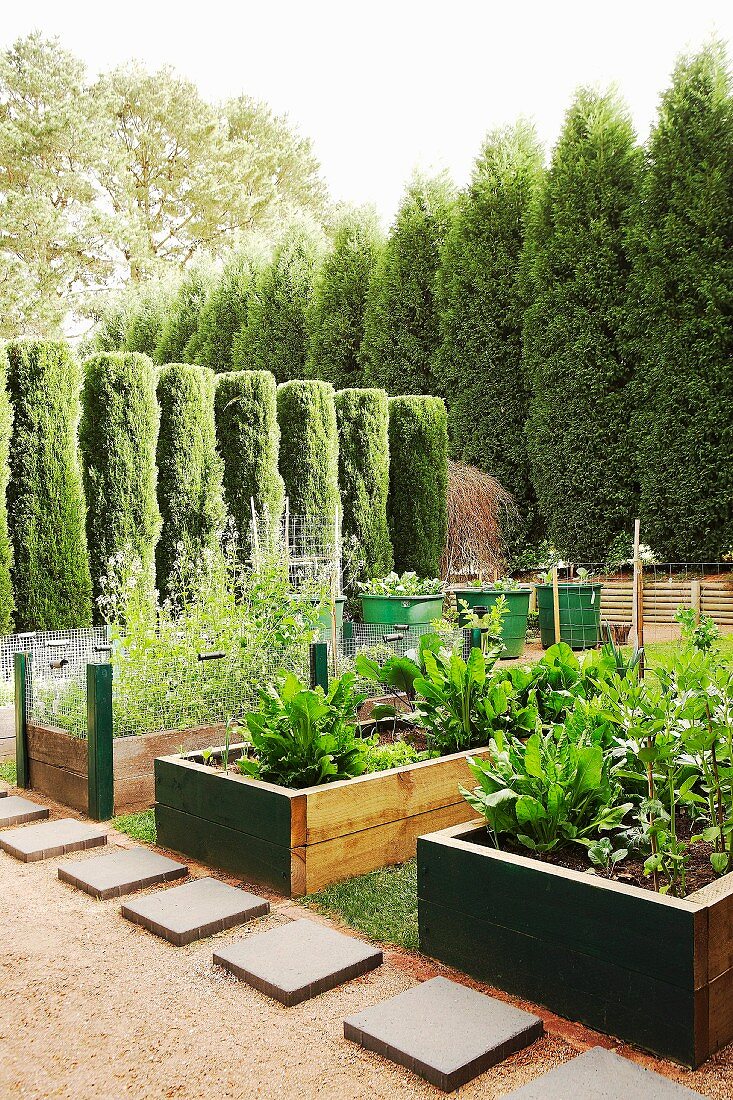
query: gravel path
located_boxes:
[0,804,731,1098]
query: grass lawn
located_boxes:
[304,860,418,950]
[112,808,156,845]
[0,760,16,786]
[642,633,733,668]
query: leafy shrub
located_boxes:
[6,340,92,629]
[387,396,448,576]
[414,645,513,755]
[277,379,340,526]
[238,671,366,788]
[359,572,442,596]
[79,352,160,612]
[361,172,455,395]
[214,370,284,551]
[155,364,226,599]
[335,388,392,584]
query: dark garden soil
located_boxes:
[472,815,722,898]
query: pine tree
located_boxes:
[523,87,642,559]
[307,208,383,389]
[361,173,455,395]
[233,221,325,381]
[335,388,392,583]
[630,42,733,560]
[435,123,543,544]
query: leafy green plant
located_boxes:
[237,671,367,788]
[675,606,720,653]
[457,596,508,653]
[359,572,443,597]
[413,646,513,755]
[587,836,628,876]
[462,727,631,854]
[362,739,427,773]
[355,633,443,732]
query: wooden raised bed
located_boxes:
[155,746,490,897]
[417,820,733,1067]
[25,721,222,815]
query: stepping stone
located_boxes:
[344,976,543,1092]
[121,877,269,946]
[503,1047,704,1098]
[214,917,383,1006]
[0,795,48,827]
[0,818,107,862]
[58,848,188,900]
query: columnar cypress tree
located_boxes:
[214,370,284,550]
[79,352,160,611]
[276,380,340,526]
[124,278,178,359]
[523,88,642,559]
[387,396,448,576]
[154,263,213,365]
[335,388,392,582]
[233,222,325,382]
[307,208,383,389]
[435,123,543,543]
[630,43,733,560]
[191,248,262,372]
[155,363,226,597]
[361,172,455,395]
[6,340,92,628]
[0,348,13,632]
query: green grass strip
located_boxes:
[304,859,418,950]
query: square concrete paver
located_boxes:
[58,848,188,900]
[214,918,383,1006]
[120,877,270,946]
[0,796,49,827]
[0,818,107,862]
[344,976,543,1092]
[504,1048,704,1098]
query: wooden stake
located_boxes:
[632,518,645,677]
[552,566,561,645]
[691,577,702,625]
[250,497,260,567]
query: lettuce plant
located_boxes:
[358,571,443,597]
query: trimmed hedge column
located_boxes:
[335,388,392,582]
[156,364,225,598]
[80,352,161,612]
[214,370,284,552]
[0,348,13,632]
[388,396,448,577]
[276,380,340,526]
[6,340,92,629]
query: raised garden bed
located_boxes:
[25,721,221,815]
[417,820,733,1068]
[155,744,490,897]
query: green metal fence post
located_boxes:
[309,642,329,692]
[14,652,30,788]
[470,627,482,651]
[87,662,114,821]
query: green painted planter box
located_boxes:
[360,593,444,626]
[418,821,733,1068]
[314,596,345,635]
[536,583,602,649]
[453,588,531,658]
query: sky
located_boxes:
[3,1,733,225]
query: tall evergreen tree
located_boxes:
[435,123,543,543]
[277,380,340,527]
[233,221,325,381]
[307,208,383,389]
[0,348,13,632]
[388,396,448,576]
[154,262,214,365]
[361,173,455,395]
[190,246,265,372]
[630,43,733,561]
[335,388,392,583]
[523,87,642,559]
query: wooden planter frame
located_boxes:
[154,745,490,897]
[417,821,733,1067]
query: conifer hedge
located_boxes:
[276,379,340,527]
[155,364,225,597]
[192,250,260,373]
[154,264,213,365]
[0,348,13,632]
[523,88,641,559]
[630,43,733,560]
[80,353,160,610]
[334,388,392,582]
[214,370,284,550]
[436,123,543,545]
[361,173,455,395]
[387,396,448,576]
[6,341,92,629]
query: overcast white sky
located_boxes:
[4,1,733,224]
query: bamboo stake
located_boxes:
[249,497,260,568]
[552,566,561,645]
[330,506,340,675]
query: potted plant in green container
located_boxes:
[358,572,444,626]
[453,578,531,658]
[535,568,602,650]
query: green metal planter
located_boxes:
[453,588,531,658]
[536,583,602,649]
[360,593,444,626]
[314,596,346,635]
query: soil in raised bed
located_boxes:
[469,814,722,897]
